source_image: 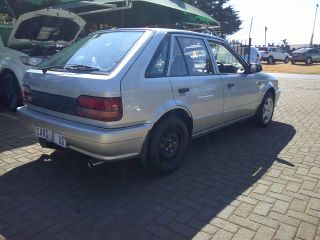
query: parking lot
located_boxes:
[0,77,320,240]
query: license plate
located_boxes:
[35,127,52,140]
[34,127,67,148]
[53,133,67,148]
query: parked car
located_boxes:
[0,8,86,110]
[291,48,320,65]
[242,46,261,64]
[18,28,280,174]
[258,47,290,64]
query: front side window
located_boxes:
[208,40,245,74]
[38,31,145,73]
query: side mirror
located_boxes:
[246,63,263,74]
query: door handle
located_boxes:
[178,88,190,94]
[227,83,235,89]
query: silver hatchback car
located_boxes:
[18,28,280,173]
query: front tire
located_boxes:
[146,116,189,174]
[267,56,274,64]
[255,91,275,127]
[306,57,313,65]
[3,73,22,111]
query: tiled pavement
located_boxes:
[0,78,320,240]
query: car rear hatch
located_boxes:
[7,8,86,49]
[22,30,153,128]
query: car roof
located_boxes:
[93,27,228,44]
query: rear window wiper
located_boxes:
[38,64,100,74]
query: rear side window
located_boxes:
[170,38,188,77]
[146,36,170,77]
[177,37,213,75]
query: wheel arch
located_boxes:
[152,108,193,138]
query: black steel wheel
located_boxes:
[146,115,189,174]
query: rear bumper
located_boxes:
[275,89,281,105]
[17,106,152,161]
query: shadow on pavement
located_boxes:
[0,120,295,240]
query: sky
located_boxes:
[227,0,320,46]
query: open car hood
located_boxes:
[7,8,86,48]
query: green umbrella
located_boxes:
[2,0,218,26]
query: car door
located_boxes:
[311,49,320,62]
[168,35,224,134]
[207,40,260,124]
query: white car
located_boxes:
[0,8,85,110]
[258,47,290,64]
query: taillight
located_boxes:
[22,84,32,103]
[76,96,123,121]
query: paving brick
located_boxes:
[272,200,290,214]
[308,198,320,211]
[253,202,272,216]
[248,213,279,229]
[254,226,276,240]
[287,210,319,225]
[253,184,269,195]
[210,218,239,233]
[274,224,297,240]
[211,229,233,240]
[217,206,235,220]
[301,181,317,191]
[290,199,308,212]
[229,215,259,231]
[270,183,285,194]
[297,222,317,240]
[267,192,293,202]
[269,212,300,227]
[233,202,254,218]
[201,224,218,235]
[192,231,212,240]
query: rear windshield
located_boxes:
[38,31,145,73]
[258,47,269,51]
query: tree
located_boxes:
[182,0,242,36]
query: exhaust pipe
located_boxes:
[88,159,104,168]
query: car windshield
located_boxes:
[258,47,268,51]
[293,48,311,53]
[38,31,145,73]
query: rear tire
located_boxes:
[145,115,189,174]
[3,73,22,112]
[255,91,275,127]
[284,56,289,63]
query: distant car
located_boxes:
[291,48,320,65]
[258,47,290,64]
[18,28,280,174]
[0,8,86,110]
[242,47,261,64]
